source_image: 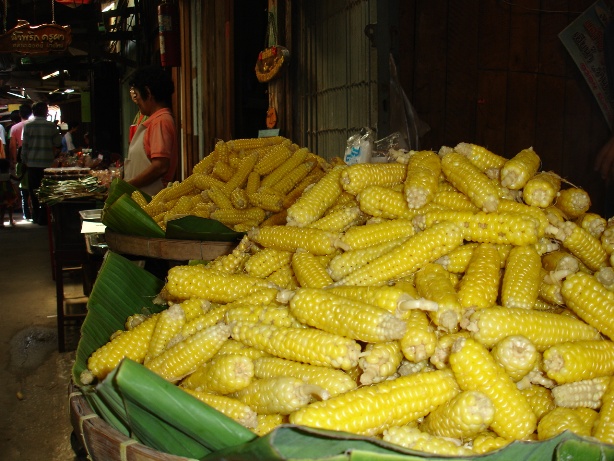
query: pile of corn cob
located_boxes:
[130,136,343,231]
[82,141,614,456]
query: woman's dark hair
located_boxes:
[32,102,48,117]
[129,66,175,107]
[19,103,32,120]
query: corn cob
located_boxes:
[420,390,495,441]
[289,288,406,342]
[207,185,234,208]
[356,185,416,220]
[594,378,614,443]
[387,426,474,456]
[457,243,501,310]
[453,142,506,174]
[192,151,217,175]
[490,335,539,382]
[224,303,303,329]
[602,220,614,254]
[440,151,500,212]
[253,356,357,397]
[282,168,326,209]
[519,384,555,423]
[551,376,610,409]
[215,339,272,360]
[226,136,286,152]
[130,189,149,207]
[358,341,404,385]
[221,150,259,195]
[254,414,285,436]
[144,304,186,364]
[252,141,293,175]
[429,331,471,370]
[192,173,227,192]
[248,225,343,255]
[308,205,364,233]
[230,187,249,210]
[522,171,561,208]
[547,220,608,271]
[290,369,459,436]
[212,160,236,182]
[500,245,541,309]
[164,265,274,303]
[500,147,540,190]
[291,249,334,288]
[334,221,464,286]
[340,162,407,196]
[180,353,254,394]
[543,340,614,384]
[271,160,315,195]
[541,250,581,281]
[449,337,536,440]
[260,147,310,190]
[286,165,346,227]
[83,314,159,383]
[555,187,591,219]
[244,248,292,278]
[576,212,607,238]
[230,321,361,370]
[325,285,434,316]
[414,263,461,333]
[209,235,252,274]
[471,431,512,454]
[247,190,284,212]
[432,190,479,212]
[182,389,258,429]
[538,407,593,440]
[340,218,415,250]
[400,310,437,362]
[145,322,231,382]
[403,150,441,209]
[497,199,550,235]
[266,264,298,290]
[465,307,601,351]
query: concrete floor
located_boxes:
[1,218,85,461]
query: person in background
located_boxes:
[21,102,62,225]
[9,103,33,171]
[61,121,80,155]
[124,65,178,196]
[82,132,91,149]
[0,158,18,227]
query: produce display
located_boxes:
[78,139,614,458]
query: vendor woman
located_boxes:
[124,66,178,196]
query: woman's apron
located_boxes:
[123,122,164,196]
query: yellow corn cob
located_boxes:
[500,147,541,190]
[519,384,555,423]
[244,248,292,278]
[212,160,236,182]
[358,341,404,385]
[246,190,283,212]
[555,187,591,219]
[457,243,502,310]
[465,307,601,351]
[522,171,561,208]
[400,310,437,362]
[229,187,249,209]
[420,390,495,441]
[325,285,431,316]
[549,221,607,271]
[602,219,614,254]
[497,199,550,235]
[221,150,259,195]
[192,173,227,192]
[144,304,186,364]
[160,175,200,202]
[561,271,614,338]
[291,249,334,288]
[130,189,149,207]
[271,160,315,195]
[543,340,614,384]
[434,242,479,273]
[414,263,461,333]
[193,152,217,175]
[594,378,614,443]
[340,218,415,250]
[471,431,512,454]
[454,142,507,173]
[449,337,536,440]
[403,150,441,209]
[209,236,252,274]
[231,376,329,415]
[490,335,539,382]
[397,359,432,377]
[308,205,365,233]
[356,185,416,220]
[248,225,343,255]
[429,331,471,370]
[576,407,600,427]
[440,151,500,212]
[542,250,581,280]
[576,212,607,238]
[286,165,346,227]
[210,207,267,226]
[289,288,406,342]
[145,322,231,382]
[260,147,310,190]
[383,425,473,456]
[289,369,460,436]
[282,168,326,209]
[253,414,285,436]
[334,221,464,286]
[340,162,407,196]
[225,304,303,329]
[432,190,479,212]
[206,185,234,209]
[180,353,254,394]
[552,376,610,409]
[253,141,293,175]
[538,271,565,306]
[253,356,357,397]
[326,237,409,281]
[500,245,541,309]
[182,389,257,429]
[537,407,592,440]
[231,321,361,370]
[245,171,261,195]
[164,265,274,303]
[260,209,288,227]
[83,314,159,383]
[226,136,286,152]
[124,313,149,330]
[215,339,272,360]
[416,210,542,246]
[266,264,298,290]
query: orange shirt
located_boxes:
[141,108,178,186]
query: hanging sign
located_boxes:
[0,20,72,55]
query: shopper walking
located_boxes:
[61,121,80,155]
[0,158,18,227]
[9,103,32,171]
[21,102,62,225]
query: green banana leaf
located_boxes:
[165,215,245,242]
[555,437,614,460]
[104,178,150,208]
[87,366,131,437]
[102,192,166,238]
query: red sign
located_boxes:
[0,20,72,55]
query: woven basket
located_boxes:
[69,382,194,461]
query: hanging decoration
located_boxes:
[255,12,290,83]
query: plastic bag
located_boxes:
[371,132,401,163]
[344,128,374,165]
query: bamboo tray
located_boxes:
[69,382,193,461]
[104,229,236,261]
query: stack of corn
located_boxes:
[131,136,342,231]
[83,141,614,456]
